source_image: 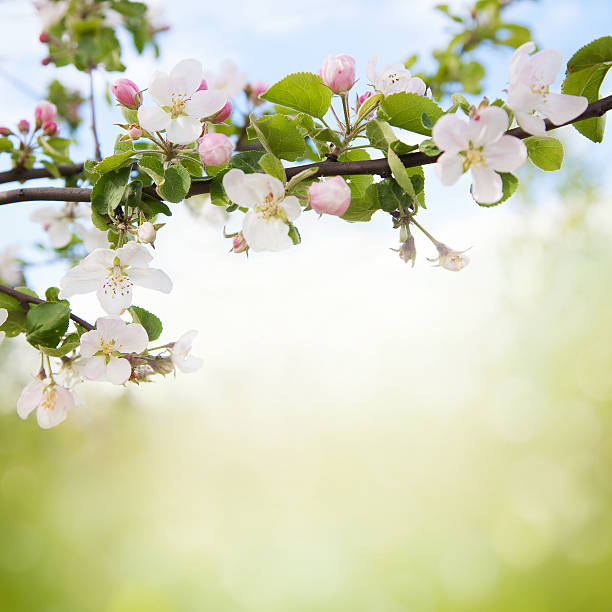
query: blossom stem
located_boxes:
[88,67,102,161]
[409,216,439,246]
[342,93,351,134]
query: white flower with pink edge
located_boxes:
[17,378,74,429]
[432,106,527,205]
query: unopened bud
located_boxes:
[210,100,232,124]
[198,132,235,166]
[0,127,12,136]
[111,78,141,109]
[128,125,142,140]
[319,54,356,94]
[308,176,351,216]
[35,100,58,126]
[357,91,375,119]
[232,232,249,254]
[41,56,52,66]
[196,79,208,92]
[137,221,156,244]
[42,120,58,136]
[17,119,30,134]
[39,31,50,43]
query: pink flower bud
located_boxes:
[35,101,57,125]
[249,81,268,97]
[111,78,141,108]
[210,101,232,124]
[196,79,208,92]
[319,54,356,94]
[128,125,142,140]
[358,91,374,119]
[42,121,58,136]
[41,57,52,66]
[0,127,12,136]
[17,119,30,134]
[308,176,351,216]
[39,31,50,43]
[232,232,249,254]
[137,222,156,244]
[198,132,235,166]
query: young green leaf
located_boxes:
[261,72,332,118]
[129,306,162,341]
[90,167,131,217]
[157,164,191,203]
[378,93,444,136]
[525,136,564,171]
[252,114,305,161]
[387,147,417,200]
[94,150,135,174]
[25,301,70,348]
[258,152,286,183]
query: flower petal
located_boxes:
[471,166,502,204]
[516,111,546,136]
[0,307,7,327]
[222,169,259,208]
[105,356,132,385]
[116,241,152,267]
[432,114,470,154]
[166,116,202,145]
[79,329,102,358]
[484,135,527,172]
[148,70,172,107]
[528,49,563,87]
[168,59,203,97]
[83,355,107,380]
[48,219,72,248]
[17,380,45,420]
[36,385,73,429]
[281,196,301,222]
[537,92,588,126]
[96,280,133,315]
[185,90,227,119]
[137,106,170,133]
[435,152,464,186]
[468,106,509,146]
[507,82,540,114]
[242,213,292,252]
[117,323,148,354]
[509,41,536,84]
[128,267,173,293]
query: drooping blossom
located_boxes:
[17,378,74,429]
[222,169,301,252]
[367,56,427,96]
[427,242,470,272]
[137,59,227,145]
[507,41,588,136]
[30,202,90,248]
[203,59,247,98]
[392,236,417,266]
[198,132,235,166]
[34,100,57,125]
[170,330,203,373]
[111,78,142,108]
[432,105,527,205]
[59,241,172,315]
[0,307,7,344]
[80,317,149,385]
[308,176,351,216]
[319,54,356,94]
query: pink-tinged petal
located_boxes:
[509,41,536,84]
[508,82,540,114]
[281,196,301,222]
[116,323,148,353]
[432,114,470,153]
[105,356,132,385]
[137,106,170,133]
[435,152,464,186]
[48,219,72,248]
[537,92,588,126]
[185,90,227,119]
[97,281,133,315]
[79,329,102,358]
[468,106,509,146]
[484,135,527,172]
[148,71,172,107]
[166,116,202,145]
[403,77,427,96]
[366,55,379,83]
[242,213,293,252]
[17,380,45,420]
[516,111,547,136]
[83,355,107,380]
[222,169,259,208]
[37,385,72,429]
[471,166,503,204]
[128,267,172,293]
[168,59,203,96]
[116,241,152,267]
[528,49,563,86]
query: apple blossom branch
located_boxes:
[0,283,94,331]
[0,94,610,207]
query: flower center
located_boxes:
[462,144,486,170]
[41,385,57,411]
[531,82,550,96]
[99,338,117,354]
[255,191,288,222]
[102,263,134,298]
[169,93,189,119]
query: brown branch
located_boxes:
[0,283,94,331]
[0,94,610,207]
[0,163,84,185]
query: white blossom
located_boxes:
[17,378,74,429]
[80,317,148,385]
[367,56,428,96]
[0,307,7,344]
[0,246,23,286]
[33,0,68,28]
[203,60,247,98]
[76,225,111,253]
[59,241,172,315]
[30,202,89,248]
[137,59,227,145]
[507,41,588,136]
[432,106,527,205]
[222,169,301,252]
[170,330,203,373]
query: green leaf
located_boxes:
[477,172,519,207]
[180,155,204,177]
[25,302,70,348]
[419,139,441,156]
[375,179,409,213]
[129,306,162,341]
[286,167,319,192]
[156,164,191,203]
[0,137,13,152]
[42,340,80,357]
[138,155,165,184]
[136,194,172,219]
[341,183,380,222]
[40,136,72,164]
[378,93,444,136]
[210,172,229,207]
[1,309,26,338]
[566,36,612,72]
[41,160,61,179]
[44,287,61,302]
[229,151,265,173]
[91,209,110,231]
[525,136,564,171]
[90,167,131,217]
[252,114,305,161]
[94,150,136,174]
[366,119,397,151]
[261,72,332,118]
[387,147,417,199]
[258,152,286,183]
[356,93,384,124]
[0,292,20,310]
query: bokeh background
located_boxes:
[1,1,612,610]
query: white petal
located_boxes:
[168,59,203,96]
[250,174,286,203]
[17,380,45,420]
[222,169,259,208]
[95,316,127,341]
[0,308,7,327]
[83,355,107,380]
[97,279,133,315]
[48,219,72,248]
[484,135,527,172]
[471,167,503,204]
[185,90,227,119]
[529,49,563,86]
[366,55,379,84]
[79,329,102,358]
[37,385,72,429]
[59,250,112,298]
[281,196,301,222]
[537,93,588,126]
[166,116,202,145]
[105,356,132,385]
[128,267,173,293]
[242,213,292,252]
[116,241,152,267]
[507,82,540,114]
[137,106,170,133]
[148,70,172,107]
[509,41,536,84]
[432,114,470,153]
[403,77,427,95]
[30,206,60,225]
[435,152,464,185]
[468,106,509,146]
[117,323,148,353]
[516,111,546,136]
[175,354,203,373]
